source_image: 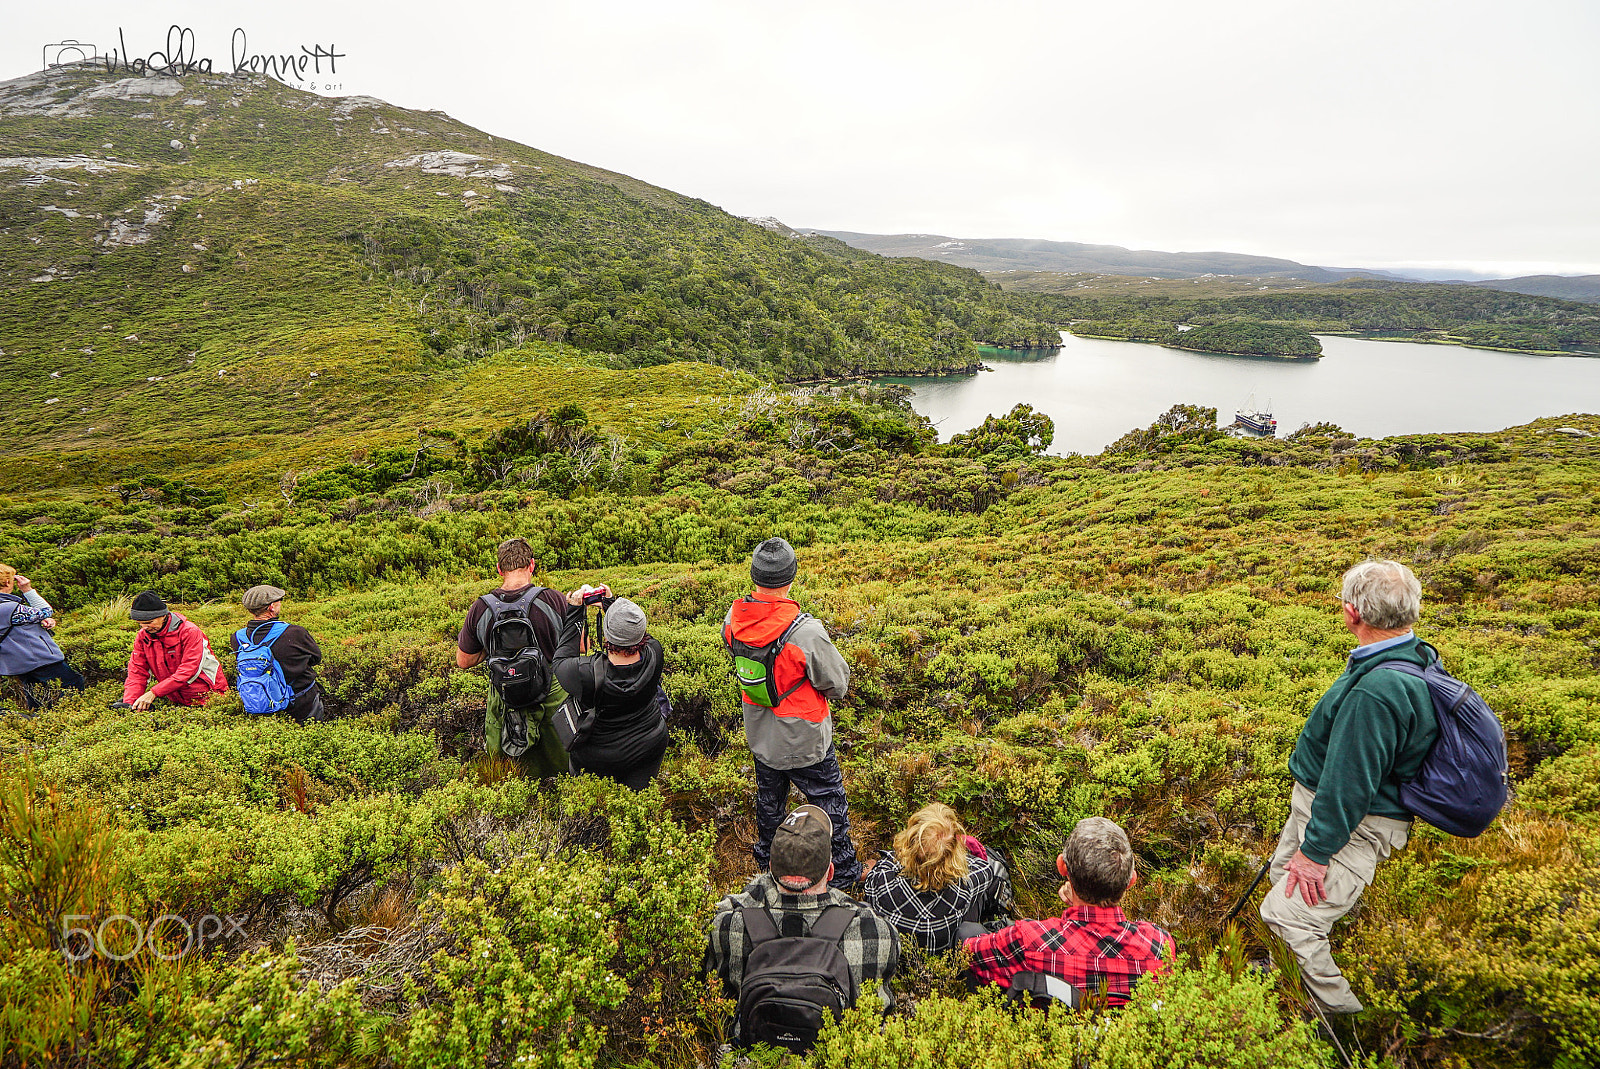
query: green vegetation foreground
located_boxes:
[1,387,1598,1068]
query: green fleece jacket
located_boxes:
[1289,636,1439,864]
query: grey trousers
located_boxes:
[1260,782,1411,1013]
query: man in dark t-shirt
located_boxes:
[455,537,570,777]
[232,585,326,723]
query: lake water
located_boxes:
[879,333,1600,455]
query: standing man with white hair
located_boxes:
[1261,558,1440,1015]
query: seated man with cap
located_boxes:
[229,585,327,723]
[706,804,899,1047]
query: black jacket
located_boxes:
[231,620,323,721]
[553,604,668,767]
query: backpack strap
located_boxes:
[1373,661,1425,679]
[808,905,854,944]
[741,906,781,947]
[768,613,814,707]
[476,587,559,652]
[239,620,289,650]
[527,592,563,636]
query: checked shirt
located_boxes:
[965,905,1176,1008]
[863,849,1015,952]
[705,874,900,1012]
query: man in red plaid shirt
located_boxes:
[964,817,1175,1008]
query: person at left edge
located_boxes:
[0,564,85,709]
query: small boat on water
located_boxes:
[1235,395,1277,435]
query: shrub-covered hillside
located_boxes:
[0,67,1056,494]
[3,380,1598,1067]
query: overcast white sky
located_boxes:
[5,1,1598,276]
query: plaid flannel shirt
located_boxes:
[964,905,1176,1008]
[863,849,1015,952]
[704,874,900,1011]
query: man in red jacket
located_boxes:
[114,590,228,710]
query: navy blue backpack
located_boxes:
[1376,642,1509,837]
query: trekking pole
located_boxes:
[1220,859,1272,932]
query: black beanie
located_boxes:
[751,538,798,588]
[129,590,168,621]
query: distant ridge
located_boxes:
[805,230,1599,301]
[805,230,1370,283]
[1462,274,1600,304]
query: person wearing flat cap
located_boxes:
[705,803,900,1041]
[228,585,327,723]
[724,537,860,888]
[554,590,669,789]
[114,590,228,710]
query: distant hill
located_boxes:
[1463,274,1600,304]
[806,230,1380,282]
[0,66,1055,493]
[805,231,1600,304]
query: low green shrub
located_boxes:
[806,955,1333,1068]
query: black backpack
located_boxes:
[728,602,812,709]
[1375,641,1509,838]
[476,587,562,724]
[737,905,857,1054]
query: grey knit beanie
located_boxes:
[603,598,649,648]
[751,537,798,588]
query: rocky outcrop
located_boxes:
[384,151,516,181]
[0,72,183,117]
[0,156,138,175]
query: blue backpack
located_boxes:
[1376,642,1509,838]
[235,622,294,716]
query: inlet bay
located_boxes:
[883,332,1600,454]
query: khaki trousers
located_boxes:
[1259,782,1411,1013]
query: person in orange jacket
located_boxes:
[113,591,228,710]
[723,538,859,887]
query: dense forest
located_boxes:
[1007,280,1600,355]
[1064,319,1323,358]
[3,66,1600,1069]
[1171,321,1323,358]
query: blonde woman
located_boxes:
[0,565,85,710]
[863,802,1014,952]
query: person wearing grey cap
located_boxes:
[553,588,670,789]
[706,803,899,1047]
[723,537,859,888]
[228,585,327,723]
